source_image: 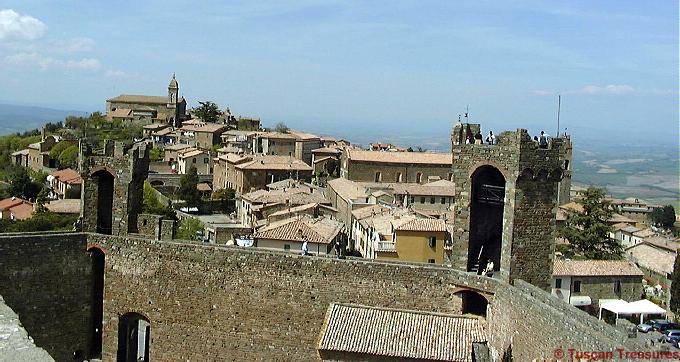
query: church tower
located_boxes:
[168,73,179,109]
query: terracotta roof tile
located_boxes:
[396,218,447,232]
[107,94,168,104]
[253,215,342,244]
[318,303,486,361]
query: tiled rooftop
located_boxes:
[253,215,342,244]
[396,218,447,232]
[318,303,486,362]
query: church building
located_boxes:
[106,74,187,126]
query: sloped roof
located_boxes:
[553,259,643,277]
[9,203,33,220]
[0,197,27,211]
[392,183,455,197]
[396,218,447,232]
[45,199,80,214]
[107,94,168,104]
[318,303,486,362]
[627,243,675,276]
[109,108,133,118]
[50,168,81,184]
[253,216,342,244]
[346,149,452,165]
[633,229,656,238]
[327,178,368,201]
[181,123,228,133]
[268,203,338,218]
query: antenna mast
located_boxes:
[556,95,561,137]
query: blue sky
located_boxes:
[0,1,677,145]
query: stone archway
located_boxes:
[117,312,150,362]
[467,165,506,274]
[92,170,114,235]
[454,289,490,317]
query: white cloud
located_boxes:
[574,84,635,95]
[56,37,95,52]
[65,57,101,70]
[0,9,47,41]
[4,52,101,71]
[105,69,126,78]
[533,84,636,96]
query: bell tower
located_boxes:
[168,73,179,109]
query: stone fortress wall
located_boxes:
[0,232,641,361]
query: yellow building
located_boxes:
[377,218,447,264]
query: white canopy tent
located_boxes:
[598,299,666,324]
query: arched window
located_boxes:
[374,172,382,182]
[92,170,114,235]
[467,165,505,274]
[416,172,423,183]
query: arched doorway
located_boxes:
[455,289,489,317]
[117,312,150,362]
[93,170,114,235]
[467,165,505,274]
[88,247,105,359]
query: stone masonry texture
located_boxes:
[0,231,645,361]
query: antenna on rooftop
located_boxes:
[465,105,470,122]
[556,95,561,137]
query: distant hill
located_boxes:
[0,103,89,135]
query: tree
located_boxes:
[176,218,204,240]
[650,205,676,229]
[274,122,289,133]
[559,187,623,260]
[142,181,176,219]
[178,166,201,208]
[149,148,164,162]
[8,167,42,200]
[49,141,71,160]
[57,145,79,169]
[671,251,680,314]
[194,101,221,123]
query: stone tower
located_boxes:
[79,140,151,236]
[168,73,178,108]
[449,123,568,290]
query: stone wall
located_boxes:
[572,276,642,306]
[0,232,92,361]
[343,159,452,184]
[488,280,643,361]
[136,213,162,238]
[87,234,498,360]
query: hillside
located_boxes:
[0,103,88,134]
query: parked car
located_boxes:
[661,330,680,343]
[659,323,680,332]
[651,320,673,331]
[637,323,653,333]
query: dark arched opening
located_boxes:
[93,170,114,234]
[117,312,150,362]
[88,247,105,359]
[467,165,505,274]
[150,180,164,187]
[456,290,489,317]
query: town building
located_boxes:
[162,143,192,163]
[233,155,313,194]
[610,198,661,226]
[10,149,29,168]
[377,218,448,264]
[390,179,455,212]
[551,259,643,313]
[311,146,342,179]
[176,148,212,175]
[352,206,417,259]
[25,134,62,172]
[237,182,327,227]
[179,122,228,149]
[326,177,372,229]
[252,215,344,255]
[252,130,321,165]
[0,197,33,220]
[340,149,453,184]
[47,168,82,199]
[142,123,168,137]
[105,74,187,126]
[220,130,257,154]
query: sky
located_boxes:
[0,1,677,145]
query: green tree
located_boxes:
[149,148,164,162]
[49,141,72,160]
[670,251,680,315]
[559,187,622,260]
[142,181,176,219]
[8,167,42,200]
[650,205,676,229]
[178,166,201,208]
[176,218,204,240]
[274,122,289,133]
[57,145,79,169]
[35,187,50,213]
[194,101,221,123]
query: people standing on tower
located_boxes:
[539,131,549,149]
[486,131,496,145]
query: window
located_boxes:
[448,172,453,181]
[416,172,423,183]
[374,172,382,182]
[555,278,562,289]
[420,197,425,204]
[614,280,622,295]
[428,236,436,248]
[284,244,291,251]
[430,197,435,204]
[192,158,196,163]
[396,172,403,182]
[440,197,446,204]
[428,259,435,264]
[573,280,581,293]
[204,158,209,163]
